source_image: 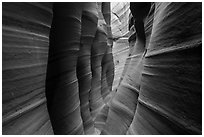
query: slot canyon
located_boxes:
[2,2,202,135]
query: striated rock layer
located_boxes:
[2,3,54,135]
[129,2,202,134]
[101,2,151,135]
[102,2,202,135]
[111,2,130,39]
[46,2,114,135]
[2,2,202,135]
[46,3,85,134]
[3,2,114,135]
[77,3,98,135]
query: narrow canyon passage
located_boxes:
[2,2,202,135]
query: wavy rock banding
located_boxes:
[77,3,98,135]
[2,2,53,135]
[2,2,202,135]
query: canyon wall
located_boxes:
[2,2,202,135]
[111,2,130,38]
[2,3,54,134]
[102,2,202,135]
[2,2,114,135]
[129,2,202,134]
[111,2,130,91]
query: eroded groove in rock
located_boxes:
[100,2,114,103]
[2,2,53,135]
[126,3,155,134]
[45,3,84,134]
[101,48,114,102]
[89,3,113,127]
[130,2,202,134]
[77,3,98,135]
[90,27,107,121]
[91,4,116,134]
[111,2,130,94]
[101,2,151,135]
[2,2,202,135]
[117,15,136,87]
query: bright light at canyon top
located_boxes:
[111,2,130,39]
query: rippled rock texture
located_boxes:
[2,2,202,135]
[2,3,54,134]
[111,2,130,39]
[102,2,202,135]
[3,2,114,135]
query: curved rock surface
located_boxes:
[111,2,130,39]
[102,2,201,135]
[2,3,53,135]
[2,2,202,135]
[130,3,202,134]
